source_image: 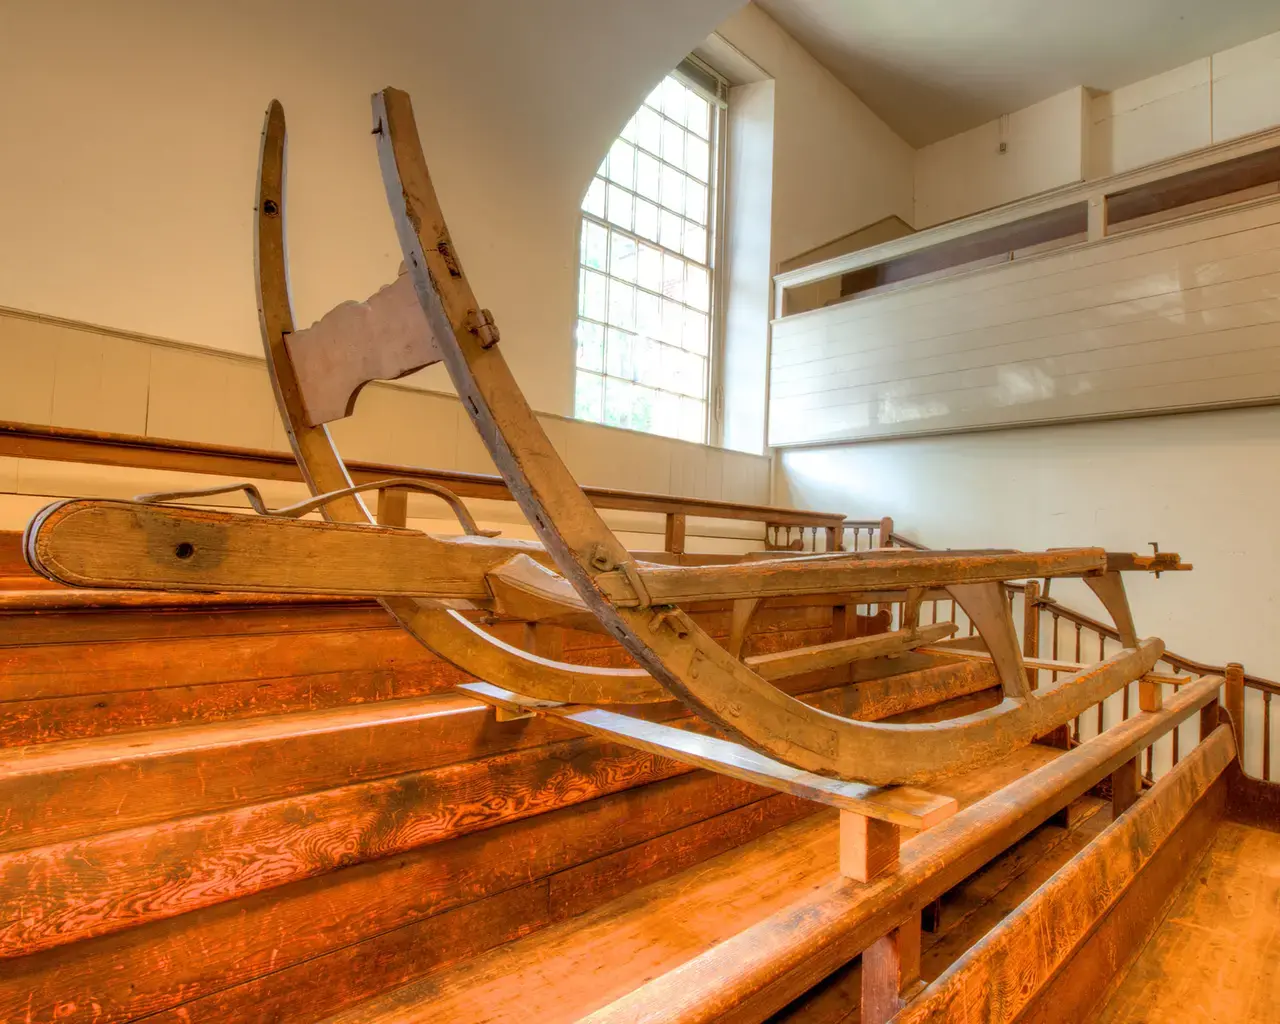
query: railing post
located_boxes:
[1022,580,1041,691]
[664,512,686,557]
[878,516,894,548]
[375,486,408,527]
[1225,662,1246,757]
[826,524,844,552]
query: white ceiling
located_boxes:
[756,0,1280,147]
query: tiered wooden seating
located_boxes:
[0,532,1006,1022]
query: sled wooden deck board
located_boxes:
[317,743,1062,1024]
[1095,819,1280,1024]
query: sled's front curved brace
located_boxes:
[254,99,669,707]
[371,86,1157,785]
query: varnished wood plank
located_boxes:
[0,694,557,853]
[546,793,815,922]
[1092,820,1280,1024]
[0,661,464,748]
[316,743,1064,1024]
[555,707,960,827]
[1018,778,1230,1024]
[0,770,774,1024]
[0,732,693,959]
[576,674,1223,1024]
[0,421,844,529]
[0,626,452,701]
[893,726,1237,1024]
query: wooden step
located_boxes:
[770,793,1110,1023]
[315,744,1062,1024]
[0,587,864,746]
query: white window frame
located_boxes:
[573,56,729,444]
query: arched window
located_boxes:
[574,61,726,443]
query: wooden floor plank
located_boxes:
[317,745,1062,1024]
[1095,820,1280,1024]
[0,771,776,1024]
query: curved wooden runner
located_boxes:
[253,99,669,706]
[369,87,1159,785]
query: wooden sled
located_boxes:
[23,90,1191,794]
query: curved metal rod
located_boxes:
[135,482,272,515]
[254,99,666,706]
[133,477,497,537]
[371,86,1158,785]
[272,477,499,536]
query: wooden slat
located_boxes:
[597,549,1107,605]
[0,420,842,529]
[574,674,1224,1024]
[552,707,959,827]
[893,725,1236,1024]
[315,744,1063,1024]
[0,771,791,1024]
[0,732,691,959]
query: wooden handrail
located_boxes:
[848,520,1280,698]
[0,421,845,539]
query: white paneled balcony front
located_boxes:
[768,128,1280,447]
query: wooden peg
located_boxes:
[840,810,900,883]
[1225,662,1245,755]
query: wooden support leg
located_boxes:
[921,897,943,933]
[1022,579,1041,691]
[1139,677,1163,712]
[1051,797,1092,829]
[839,811,900,883]
[664,512,686,557]
[1111,755,1142,817]
[861,913,922,1024]
[376,486,408,527]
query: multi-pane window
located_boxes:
[575,69,723,442]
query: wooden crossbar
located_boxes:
[457,682,958,829]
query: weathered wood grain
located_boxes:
[1091,818,1280,1024]
[0,733,690,958]
[574,674,1222,1024]
[0,771,783,1024]
[893,725,1236,1024]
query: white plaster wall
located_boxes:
[0,0,745,418]
[914,88,1088,228]
[715,4,916,268]
[776,406,1280,697]
[1213,29,1280,144]
[1090,60,1213,177]
[1089,29,1280,178]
